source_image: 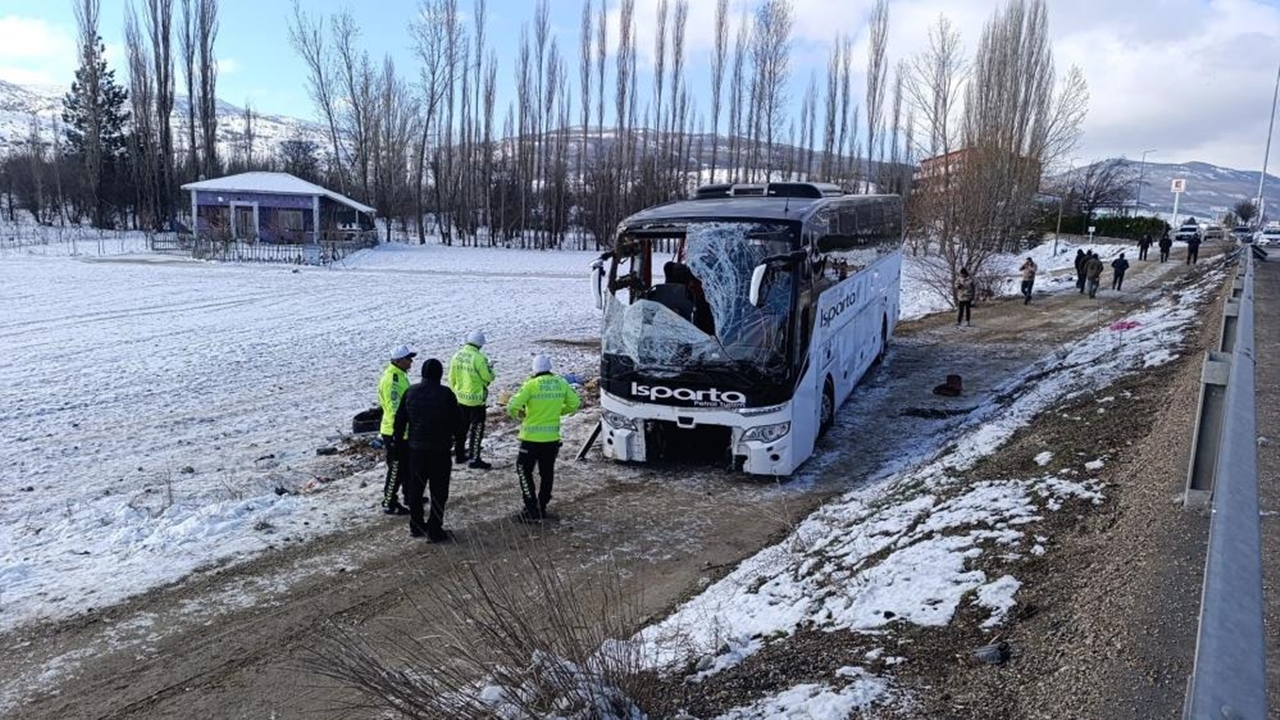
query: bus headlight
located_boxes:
[602,410,638,431]
[741,422,790,443]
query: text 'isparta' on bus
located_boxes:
[590,182,904,477]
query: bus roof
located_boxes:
[618,195,899,231]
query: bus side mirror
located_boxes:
[590,259,605,310]
[749,263,768,307]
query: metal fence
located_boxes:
[187,235,377,266]
[1183,249,1268,719]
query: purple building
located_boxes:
[181,172,375,243]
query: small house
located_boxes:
[181,172,376,244]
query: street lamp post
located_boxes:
[1257,62,1279,224]
[1135,149,1156,217]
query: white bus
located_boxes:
[590,182,903,476]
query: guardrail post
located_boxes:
[1220,299,1240,354]
[1184,352,1231,506]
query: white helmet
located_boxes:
[532,354,553,374]
[467,330,486,347]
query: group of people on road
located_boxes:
[1073,249,1131,299]
[376,334,582,541]
[1137,232,1199,265]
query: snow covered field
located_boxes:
[0,234,1139,636]
[0,242,600,632]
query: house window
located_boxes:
[281,210,305,232]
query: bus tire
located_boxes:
[874,315,889,365]
[820,378,835,437]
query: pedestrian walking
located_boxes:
[1186,235,1201,265]
[507,355,582,522]
[1074,249,1087,293]
[394,358,463,541]
[1085,253,1104,298]
[1019,257,1038,305]
[1111,253,1130,291]
[449,330,495,470]
[1158,235,1172,263]
[378,346,415,515]
[1138,234,1152,261]
[954,268,976,326]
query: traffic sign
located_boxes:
[1172,178,1187,193]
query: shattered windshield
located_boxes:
[602,221,795,371]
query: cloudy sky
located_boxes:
[1,0,1278,171]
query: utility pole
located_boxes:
[1135,148,1156,217]
[1257,61,1280,225]
[1054,158,1079,255]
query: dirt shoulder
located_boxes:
[1,242,1219,720]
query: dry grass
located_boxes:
[303,527,666,719]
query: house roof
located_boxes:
[181,172,375,215]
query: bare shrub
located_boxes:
[303,528,664,718]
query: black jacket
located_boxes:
[1111,258,1129,273]
[393,380,463,452]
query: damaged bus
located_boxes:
[590,182,903,476]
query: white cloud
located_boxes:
[0,15,78,87]
[217,57,240,75]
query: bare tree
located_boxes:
[726,14,749,180]
[708,0,729,184]
[410,0,462,243]
[288,1,345,191]
[1235,198,1258,225]
[196,0,218,176]
[144,0,175,223]
[1071,159,1135,222]
[125,3,159,227]
[864,0,888,187]
[178,0,197,179]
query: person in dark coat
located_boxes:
[1158,235,1173,263]
[954,268,976,326]
[1074,249,1087,293]
[1137,234,1152,261]
[393,358,465,541]
[1186,235,1202,265]
[1111,253,1130,291]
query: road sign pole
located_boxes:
[1173,190,1182,229]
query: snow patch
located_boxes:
[1034,451,1053,466]
[976,575,1022,629]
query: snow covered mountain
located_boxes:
[1065,158,1280,221]
[0,79,327,157]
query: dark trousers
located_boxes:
[1020,280,1034,303]
[1187,247,1199,264]
[380,434,403,508]
[517,440,560,514]
[956,301,972,324]
[403,448,452,535]
[1112,272,1126,291]
[1076,272,1086,292]
[455,405,487,461]
[1138,246,1149,260]
[1160,248,1170,262]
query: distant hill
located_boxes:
[1058,159,1280,222]
[0,79,327,158]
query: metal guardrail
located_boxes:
[1183,250,1268,719]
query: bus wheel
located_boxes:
[874,315,889,365]
[820,379,835,437]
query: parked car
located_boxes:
[1203,225,1224,240]
[1233,226,1254,243]
[1259,225,1280,247]
[1174,224,1201,242]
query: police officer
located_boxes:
[507,355,581,521]
[449,330,495,470]
[378,345,415,514]
[393,359,463,541]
